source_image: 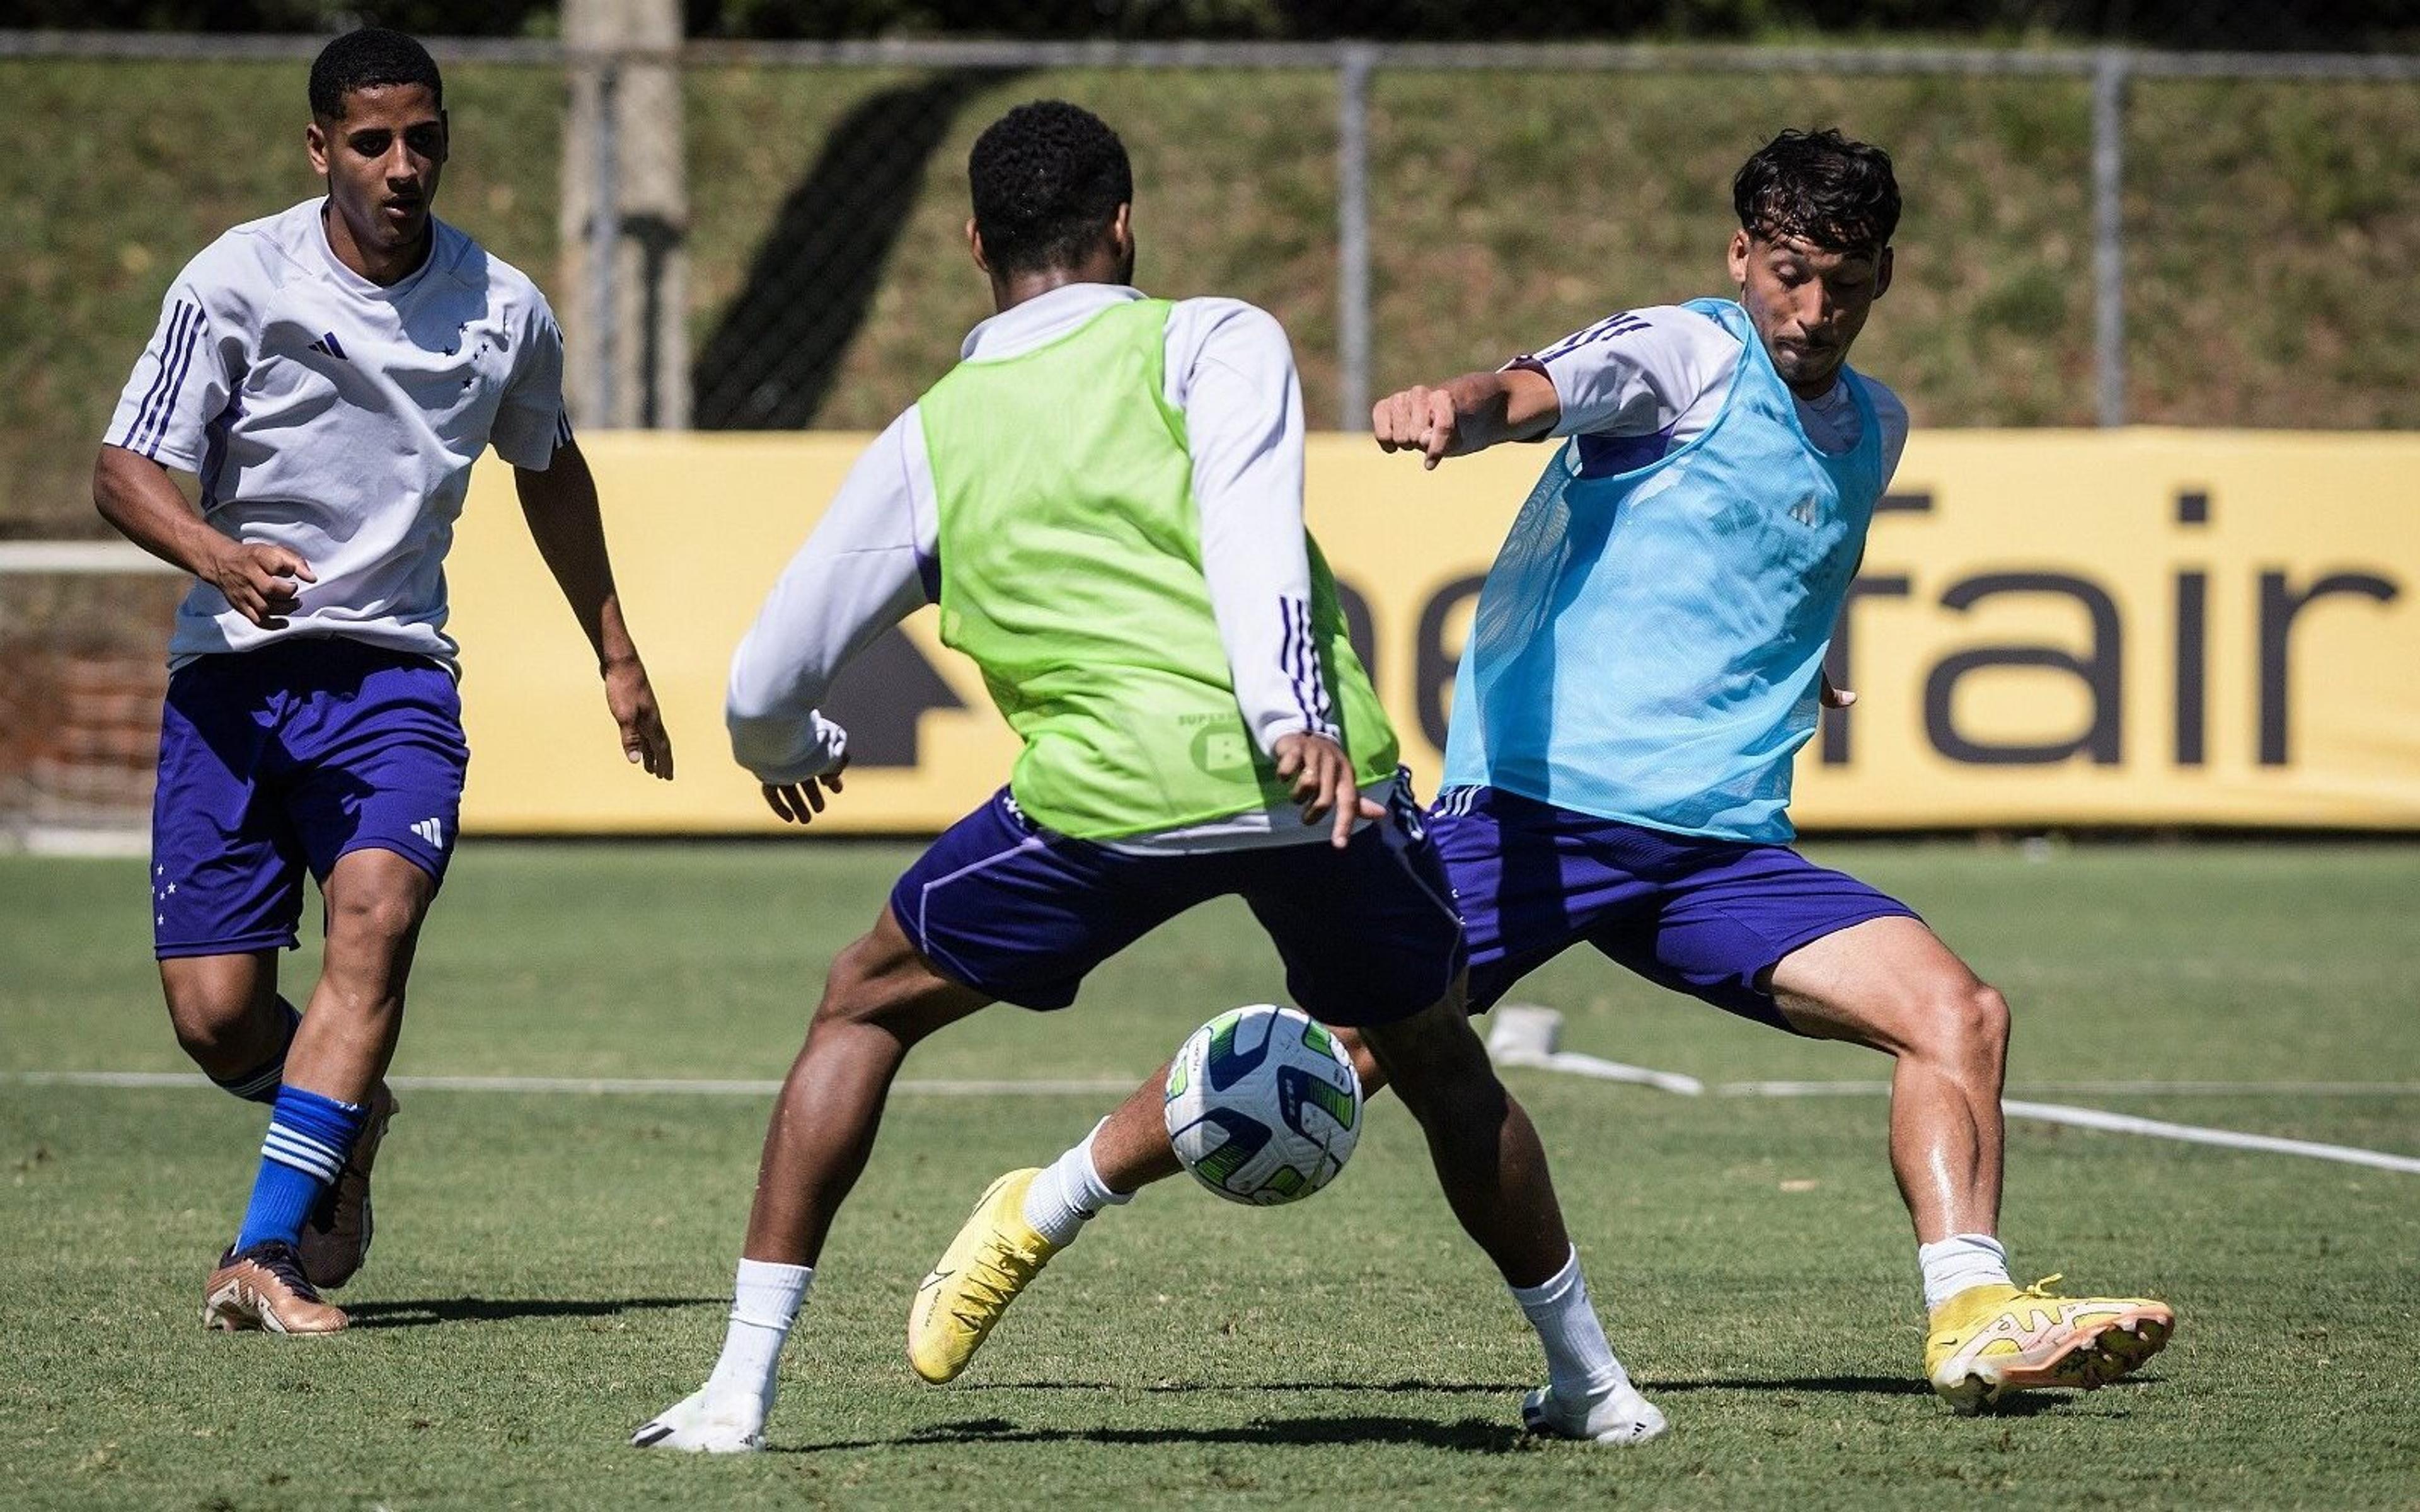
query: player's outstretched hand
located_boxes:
[604,657,675,779]
[1274,731,1384,849]
[207,541,315,628]
[1371,384,1461,470]
[761,762,846,826]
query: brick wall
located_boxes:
[0,578,180,835]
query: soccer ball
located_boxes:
[1163,1004,1363,1206]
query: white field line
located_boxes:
[1528,1070,2420,1174]
[1493,1051,1707,1096]
[1477,1007,2419,1174]
[2000,1098,2420,1175]
[9,1070,2417,1101]
[0,1070,1136,1097]
[1720,1079,2420,1097]
[8,1070,2416,1174]
[1486,1004,1710,1093]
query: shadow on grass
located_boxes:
[344,1295,717,1329]
[959,1378,1529,1397]
[958,1372,2159,1419]
[1645,1373,2164,1416]
[1645,1374,1933,1397]
[781,1413,1525,1455]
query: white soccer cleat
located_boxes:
[1522,1380,1670,1445]
[629,1388,767,1453]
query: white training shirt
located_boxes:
[727,282,1383,854]
[1512,303,1909,480]
[105,198,570,672]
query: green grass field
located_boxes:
[3,841,2417,1508]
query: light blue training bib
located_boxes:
[1441,298,1885,842]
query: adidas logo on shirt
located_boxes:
[412,817,447,850]
[1787,495,1821,528]
[305,331,349,361]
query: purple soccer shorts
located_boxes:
[151,638,469,959]
[889,776,1465,1027]
[1429,784,1921,1032]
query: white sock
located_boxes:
[1508,1246,1628,1400]
[703,1258,813,1406]
[1917,1233,2013,1312]
[1020,1119,1133,1247]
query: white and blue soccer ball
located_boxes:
[1163,1004,1363,1206]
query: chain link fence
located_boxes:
[8,29,2419,507]
[560,37,2420,438]
[3,25,2418,837]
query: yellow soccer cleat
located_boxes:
[1925,1274,2174,1414]
[908,1169,1063,1383]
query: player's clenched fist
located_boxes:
[1371,385,1463,470]
[205,541,316,627]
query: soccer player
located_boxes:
[933,128,2173,1421]
[93,28,672,1334]
[1362,128,2174,1412]
[633,101,1662,1452]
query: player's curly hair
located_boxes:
[309,28,444,122]
[1732,128,1899,255]
[968,101,1134,276]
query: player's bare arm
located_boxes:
[1371,364,1560,469]
[93,444,314,627]
[512,436,674,779]
[722,414,932,830]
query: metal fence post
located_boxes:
[1336,42,1376,432]
[2092,47,2128,428]
[589,59,621,430]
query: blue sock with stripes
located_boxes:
[207,997,301,1104]
[233,1086,368,1254]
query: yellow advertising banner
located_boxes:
[446,430,2419,833]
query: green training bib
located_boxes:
[918,297,1395,839]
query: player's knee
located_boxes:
[328,886,423,949]
[1361,1007,1498,1119]
[812,932,928,1035]
[814,941,881,1024]
[163,986,256,1060]
[1919,979,2009,1071]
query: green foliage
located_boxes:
[25,1,2418,47]
[3,1,556,34]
